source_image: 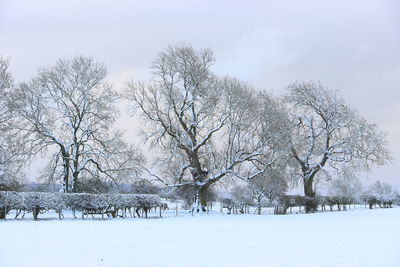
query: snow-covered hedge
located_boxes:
[0,191,162,220]
[275,194,390,214]
[63,193,162,212]
[361,193,396,209]
[362,182,397,209]
[275,195,351,214]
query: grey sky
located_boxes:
[1,0,399,189]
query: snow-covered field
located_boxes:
[1,207,399,267]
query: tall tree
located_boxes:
[285,81,391,212]
[125,44,288,211]
[12,56,142,192]
[0,56,27,190]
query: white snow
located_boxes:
[1,208,400,267]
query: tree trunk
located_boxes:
[304,178,315,197]
[304,178,318,213]
[0,208,6,219]
[197,186,208,212]
[33,207,39,220]
[58,145,70,193]
[72,171,79,193]
[135,208,141,217]
[62,151,70,193]
[71,154,79,193]
[71,141,80,193]
[257,198,262,215]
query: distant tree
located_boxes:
[248,168,288,215]
[11,56,143,193]
[129,179,161,194]
[328,170,362,210]
[125,44,288,211]
[367,181,396,208]
[0,57,12,91]
[230,185,253,214]
[284,82,391,212]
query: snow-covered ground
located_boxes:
[1,207,399,267]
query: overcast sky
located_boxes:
[1,0,399,189]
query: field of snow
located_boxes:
[1,207,400,267]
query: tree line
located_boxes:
[0,44,392,213]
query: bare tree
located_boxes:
[285,81,391,212]
[125,44,288,211]
[0,57,13,92]
[0,56,27,190]
[367,181,396,208]
[328,169,362,210]
[11,56,143,192]
[249,167,288,215]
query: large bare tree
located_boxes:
[12,56,142,192]
[285,81,391,212]
[125,44,288,211]
[0,56,27,190]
